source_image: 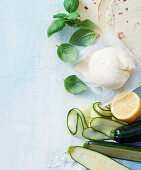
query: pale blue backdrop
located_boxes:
[0,0,140,169]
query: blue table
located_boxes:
[0,0,140,169]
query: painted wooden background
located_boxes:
[0,0,140,169]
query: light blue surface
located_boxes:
[0,0,141,169]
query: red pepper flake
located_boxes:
[126,20,128,23]
[136,22,140,25]
[123,0,126,1]
[118,32,126,40]
[94,2,96,4]
[119,12,123,15]
[125,8,128,11]
[84,6,88,10]
[113,14,115,17]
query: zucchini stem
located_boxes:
[67,146,75,155]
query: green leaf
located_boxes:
[66,12,80,20]
[64,75,88,94]
[66,19,80,27]
[79,19,95,29]
[57,43,78,63]
[69,29,97,46]
[53,13,67,19]
[47,19,66,37]
[64,0,79,13]
[66,12,80,27]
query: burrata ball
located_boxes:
[88,47,135,89]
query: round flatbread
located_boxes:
[106,0,141,59]
[78,0,102,34]
[98,0,113,33]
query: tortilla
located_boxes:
[77,0,102,34]
[98,0,113,33]
[106,0,141,59]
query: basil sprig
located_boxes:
[69,29,97,46]
[57,43,78,63]
[48,12,80,37]
[48,0,96,38]
[64,0,79,13]
[47,19,66,37]
[64,75,88,94]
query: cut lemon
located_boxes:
[111,91,141,122]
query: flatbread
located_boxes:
[98,0,113,33]
[78,0,102,34]
[106,0,141,59]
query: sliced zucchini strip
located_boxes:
[74,108,88,128]
[92,102,112,117]
[82,127,110,140]
[67,109,83,137]
[95,103,112,116]
[78,105,92,125]
[98,103,110,111]
[91,117,124,137]
[112,116,128,125]
[68,146,130,170]
[91,102,103,118]
[84,141,141,162]
[67,108,88,137]
[106,104,110,109]
[78,105,92,118]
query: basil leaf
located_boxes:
[69,29,96,46]
[53,13,67,19]
[66,19,80,27]
[64,0,79,13]
[47,19,66,37]
[66,12,80,27]
[66,12,80,20]
[64,75,88,94]
[57,43,78,63]
[53,12,80,23]
[79,19,95,29]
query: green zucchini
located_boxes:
[111,120,141,143]
[112,116,128,125]
[106,104,110,109]
[79,105,93,125]
[67,109,83,137]
[67,108,88,137]
[84,141,141,162]
[82,127,110,140]
[68,146,130,170]
[79,105,92,118]
[92,102,112,118]
[91,117,124,137]
[95,103,112,117]
[91,102,102,118]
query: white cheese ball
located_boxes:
[88,47,135,89]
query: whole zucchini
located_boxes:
[111,120,141,143]
[83,141,141,162]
